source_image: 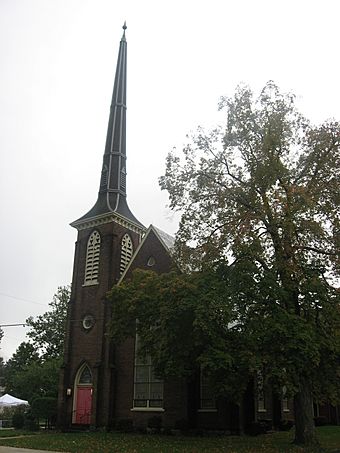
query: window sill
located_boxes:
[197,409,217,413]
[131,408,165,412]
[283,409,290,412]
[257,409,267,413]
[82,281,99,287]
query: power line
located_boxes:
[0,324,26,328]
[0,291,46,306]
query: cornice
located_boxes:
[70,211,146,235]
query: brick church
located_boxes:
[57,25,338,431]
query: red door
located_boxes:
[75,387,92,424]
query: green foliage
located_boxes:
[31,397,57,428]
[23,408,40,431]
[3,286,70,401]
[158,82,340,446]
[109,268,254,402]
[110,82,340,446]
[26,285,70,359]
[5,357,62,402]
[12,412,25,429]
[1,405,27,429]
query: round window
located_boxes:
[82,315,95,330]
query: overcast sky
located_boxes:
[1,0,340,361]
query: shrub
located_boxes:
[31,397,57,429]
[12,412,25,429]
[2,405,27,426]
[24,409,39,431]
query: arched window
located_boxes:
[84,231,101,285]
[78,365,92,385]
[120,233,133,275]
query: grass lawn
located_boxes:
[0,428,39,438]
[0,426,339,452]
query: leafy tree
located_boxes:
[109,82,340,447]
[4,286,70,401]
[157,81,340,446]
[4,342,40,397]
[26,286,70,359]
[109,269,254,402]
[5,342,40,372]
[0,356,5,391]
[31,397,57,429]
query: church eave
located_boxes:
[70,211,146,235]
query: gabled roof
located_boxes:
[153,226,175,250]
[118,225,175,283]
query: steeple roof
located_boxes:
[72,24,144,230]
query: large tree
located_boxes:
[26,285,70,359]
[4,286,70,401]
[109,83,339,446]
[156,82,340,446]
[109,268,256,404]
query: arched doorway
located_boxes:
[73,364,93,424]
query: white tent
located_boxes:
[0,394,29,408]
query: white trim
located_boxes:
[130,408,165,412]
[197,409,218,413]
[71,211,145,235]
[82,281,99,287]
[84,231,101,285]
[120,233,134,275]
[118,225,174,284]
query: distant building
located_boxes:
[57,26,339,431]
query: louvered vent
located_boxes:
[120,233,133,275]
[100,164,108,188]
[120,167,126,192]
[84,231,101,285]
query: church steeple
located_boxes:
[72,24,144,230]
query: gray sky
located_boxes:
[1,0,340,361]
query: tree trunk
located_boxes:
[293,379,319,448]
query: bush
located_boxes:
[12,412,25,429]
[31,397,57,429]
[24,409,39,431]
[2,405,27,426]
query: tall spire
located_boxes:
[72,24,143,229]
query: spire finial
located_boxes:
[122,21,127,38]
